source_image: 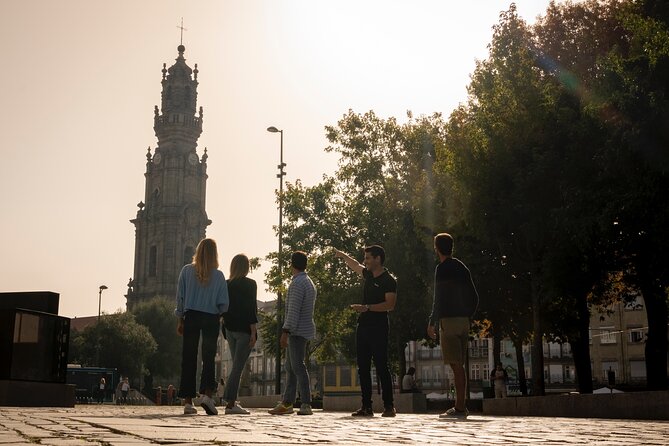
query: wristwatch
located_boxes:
[365,304,371,312]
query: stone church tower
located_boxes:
[126,44,211,309]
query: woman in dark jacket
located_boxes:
[221,254,258,414]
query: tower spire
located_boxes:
[177,17,187,45]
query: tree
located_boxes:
[262,111,446,377]
[69,311,157,387]
[131,296,182,383]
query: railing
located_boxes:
[154,114,202,129]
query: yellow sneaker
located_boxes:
[268,402,294,415]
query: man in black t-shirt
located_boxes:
[334,245,397,417]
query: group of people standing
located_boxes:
[175,232,478,420]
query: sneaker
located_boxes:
[268,402,294,415]
[351,407,374,417]
[297,403,313,415]
[225,404,250,415]
[200,395,218,415]
[183,403,197,415]
[439,407,468,419]
[381,406,396,417]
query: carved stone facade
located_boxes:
[126,44,211,309]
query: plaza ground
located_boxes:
[1,405,669,445]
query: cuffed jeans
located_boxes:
[178,310,220,398]
[356,324,394,409]
[283,335,311,405]
[223,329,252,402]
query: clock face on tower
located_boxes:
[153,153,162,165]
[188,153,199,165]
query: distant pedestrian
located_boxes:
[268,251,317,416]
[97,377,106,404]
[491,363,509,398]
[334,245,397,418]
[427,233,479,419]
[222,254,258,415]
[121,377,130,404]
[402,367,419,393]
[167,384,175,405]
[176,238,230,415]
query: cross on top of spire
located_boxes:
[177,17,187,45]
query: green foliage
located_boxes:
[263,111,446,370]
[69,311,157,382]
[130,296,182,381]
[258,0,669,391]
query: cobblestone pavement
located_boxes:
[1,405,668,445]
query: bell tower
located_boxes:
[126,44,211,309]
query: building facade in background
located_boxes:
[126,44,210,309]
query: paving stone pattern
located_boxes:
[1,405,668,445]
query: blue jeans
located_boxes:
[223,329,252,402]
[283,335,311,405]
[178,310,220,398]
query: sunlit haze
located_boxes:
[0,0,553,318]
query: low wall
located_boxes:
[0,380,75,407]
[237,393,427,413]
[323,393,427,413]
[483,391,669,420]
[237,395,282,408]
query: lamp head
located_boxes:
[99,285,108,291]
[267,126,280,133]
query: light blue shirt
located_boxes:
[175,264,229,318]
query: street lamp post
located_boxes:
[267,125,285,395]
[98,285,108,322]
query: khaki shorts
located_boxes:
[439,317,469,364]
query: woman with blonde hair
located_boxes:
[220,253,258,414]
[176,238,229,415]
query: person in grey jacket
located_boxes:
[268,251,317,416]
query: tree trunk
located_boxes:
[492,330,502,367]
[513,338,528,396]
[398,341,408,388]
[571,294,593,394]
[642,286,668,391]
[531,281,545,396]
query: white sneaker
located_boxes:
[297,403,313,415]
[183,403,197,415]
[200,395,218,415]
[225,404,250,415]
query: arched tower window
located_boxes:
[149,246,157,277]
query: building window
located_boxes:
[601,361,618,380]
[482,363,490,382]
[628,327,645,343]
[630,360,646,379]
[149,246,157,277]
[624,295,644,310]
[433,366,442,386]
[600,326,617,344]
[421,366,431,385]
[340,366,352,387]
[325,366,336,387]
[565,365,575,383]
[470,364,481,381]
[562,343,572,358]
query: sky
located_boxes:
[0,0,555,318]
